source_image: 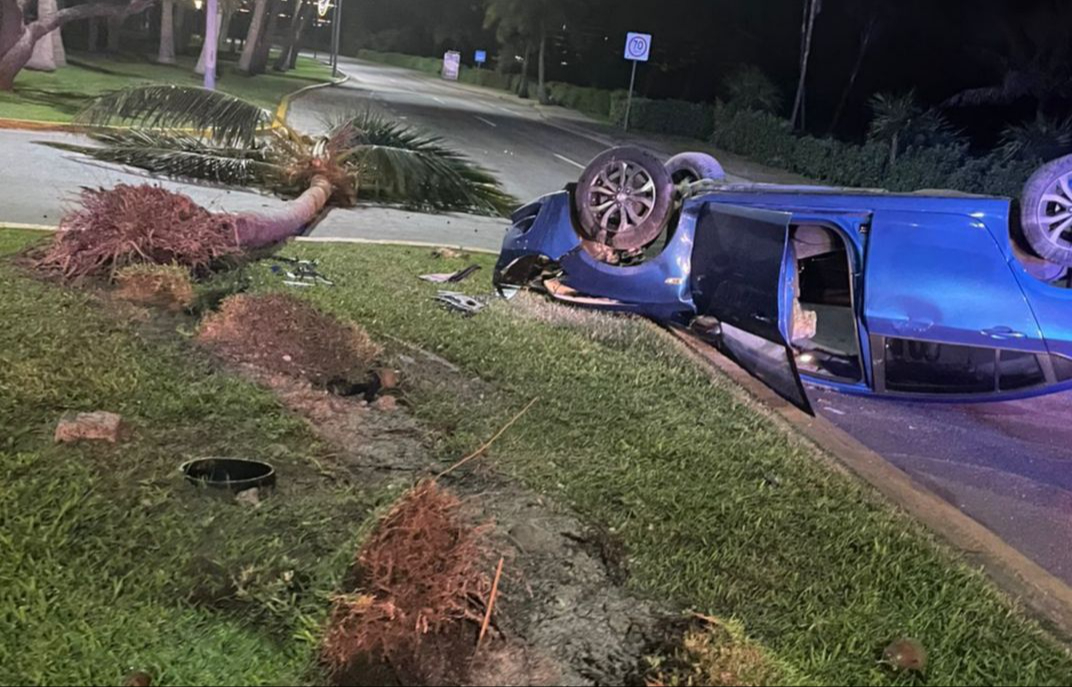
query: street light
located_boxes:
[203,0,219,90]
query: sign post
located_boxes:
[475,50,487,69]
[330,0,343,77]
[623,32,652,132]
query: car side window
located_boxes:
[883,338,1051,394]
[885,338,997,394]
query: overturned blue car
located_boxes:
[494,146,1072,413]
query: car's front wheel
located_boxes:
[574,146,674,251]
[1021,154,1072,267]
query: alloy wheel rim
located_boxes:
[586,160,657,235]
[1038,171,1072,251]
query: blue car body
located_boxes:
[495,184,1072,412]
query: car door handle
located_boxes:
[981,326,1026,340]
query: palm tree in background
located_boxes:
[724,65,782,113]
[868,91,963,166]
[43,85,515,244]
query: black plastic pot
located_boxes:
[181,458,276,493]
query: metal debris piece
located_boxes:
[271,257,334,286]
[497,285,521,300]
[420,264,482,284]
[435,290,485,315]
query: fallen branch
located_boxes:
[436,397,539,480]
[477,557,505,650]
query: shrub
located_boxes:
[546,82,621,119]
[356,50,443,75]
[612,97,715,139]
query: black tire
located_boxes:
[665,151,726,184]
[574,146,674,251]
[1021,154,1072,267]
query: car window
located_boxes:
[998,350,1046,391]
[884,338,997,394]
[1052,355,1072,382]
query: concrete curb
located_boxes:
[0,223,498,255]
[656,323,1072,642]
[272,73,351,127]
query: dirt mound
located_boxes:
[115,264,195,312]
[322,481,493,685]
[35,184,241,281]
[198,293,381,384]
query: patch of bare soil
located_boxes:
[198,293,382,386]
[115,264,195,312]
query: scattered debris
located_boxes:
[497,285,521,300]
[375,367,400,390]
[35,185,241,281]
[235,487,262,508]
[420,265,482,284]
[271,256,335,287]
[436,397,539,480]
[433,247,467,260]
[373,395,399,412]
[54,411,126,444]
[198,293,381,385]
[325,367,400,402]
[478,557,506,650]
[882,637,927,673]
[643,615,781,687]
[114,264,195,312]
[321,481,493,685]
[435,290,485,315]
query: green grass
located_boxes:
[3,227,1072,685]
[0,51,331,122]
[241,240,1072,686]
[0,230,382,685]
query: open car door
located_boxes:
[690,203,813,414]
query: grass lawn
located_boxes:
[2,227,1072,685]
[0,230,381,685]
[0,51,332,123]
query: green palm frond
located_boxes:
[41,130,282,187]
[330,112,517,216]
[999,114,1072,162]
[867,91,921,143]
[76,85,273,148]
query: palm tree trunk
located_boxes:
[52,0,66,67]
[249,0,282,74]
[235,175,331,247]
[26,0,65,72]
[537,28,548,105]
[157,0,176,64]
[238,0,268,72]
[517,42,532,98]
[195,4,222,74]
[87,17,100,52]
[273,0,306,72]
[107,15,122,53]
[219,8,233,53]
[790,0,820,130]
[890,131,898,166]
[286,7,309,70]
[828,14,875,135]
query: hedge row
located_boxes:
[708,105,1037,198]
[610,96,715,139]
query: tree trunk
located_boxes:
[107,15,122,52]
[157,0,175,64]
[195,4,222,74]
[274,0,304,70]
[790,0,820,130]
[238,0,268,72]
[890,131,898,166]
[828,13,876,134]
[173,2,190,55]
[249,0,281,74]
[517,41,531,98]
[286,6,309,70]
[87,17,100,51]
[235,175,331,247]
[26,0,61,72]
[52,2,66,67]
[219,8,233,53]
[537,28,548,105]
[0,0,153,90]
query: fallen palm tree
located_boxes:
[36,85,515,279]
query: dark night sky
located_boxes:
[338,0,1068,141]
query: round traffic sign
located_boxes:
[628,35,648,58]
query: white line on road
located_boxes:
[554,153,585,169]
[474,115,498,128]
[432,96,446,104]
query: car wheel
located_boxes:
[574,146,674,251]
[665,151,726,184]
[1021,154,1072,267]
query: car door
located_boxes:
[864,210,1051,398]
[690,203,813,413]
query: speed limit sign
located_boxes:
[624,32,652,62]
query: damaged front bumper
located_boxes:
[493,190,697,323]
